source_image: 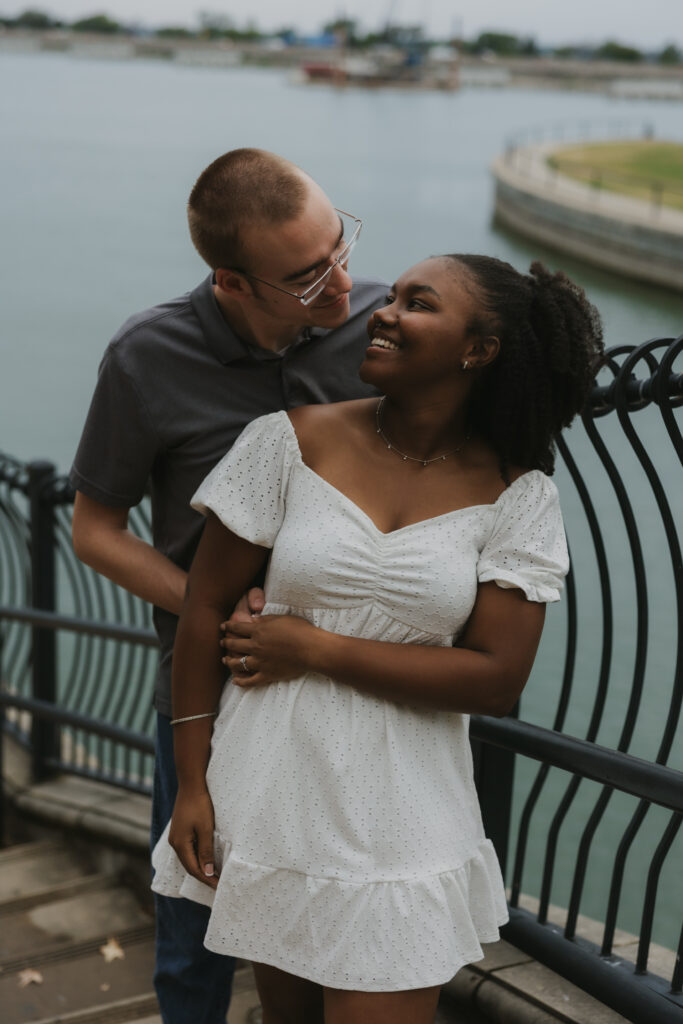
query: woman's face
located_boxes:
[360,257,482,391]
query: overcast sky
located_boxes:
[5,0,682,49]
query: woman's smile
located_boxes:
[367,331,401,352]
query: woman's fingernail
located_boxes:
[204,863,214,877]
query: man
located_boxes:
[70,148,387,1024]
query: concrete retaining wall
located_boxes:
[492,143,683,291]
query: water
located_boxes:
[2,52,683,470]
[1,52,682,953]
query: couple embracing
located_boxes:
[71,148,603,1024]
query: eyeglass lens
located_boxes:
[300,225,360,306]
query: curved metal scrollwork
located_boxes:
[502,336,682,1017]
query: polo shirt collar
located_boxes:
[190,274,317,365]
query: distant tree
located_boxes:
[157,26,194,39]
[196,11,262,41]
[71,13,121,33]
[470,31,537,56]
[518,36,537,56]
[553,45,575,58]
[457,38,478,54]
[238,19,261,41]
[594,40,642,62]
[658,43,681,65]
[14,8,56,29]
[274,26,296,43]
[473,31,520,55]
[322,17,359,44]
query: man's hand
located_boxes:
[220,613,318,687]
[168,786,218,889]
[222,587,266,628]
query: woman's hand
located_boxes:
[220,613,319,687]
[168,785,218,889]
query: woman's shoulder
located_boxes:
[287,400,376,462]
[493,466,561,521]
[287,399,374,429]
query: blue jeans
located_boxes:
[152,712,236,1024]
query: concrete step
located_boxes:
[0,868,124,917]
[0,839,97,905]
[0,884,153,967]
[13,993,161,1024]
[130,963,263,1024]
[0,932,157,1024]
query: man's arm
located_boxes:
[72,491,187,616]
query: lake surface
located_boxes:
[1,52,682,952]
[2,51,683,470]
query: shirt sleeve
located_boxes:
[477,471,569,603]
[191,412,297,548]
[70,344,160,507]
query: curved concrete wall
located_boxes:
[492,143,683,291]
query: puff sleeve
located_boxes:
[477,470,569,603]
[191,412,297,548]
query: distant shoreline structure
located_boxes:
[2,30,683,98]
[492,140,683,291]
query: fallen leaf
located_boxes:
[18,969,43,988]
[99,938,125,963]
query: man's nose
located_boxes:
[324,259,352,293]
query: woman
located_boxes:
[152,254,603,1023]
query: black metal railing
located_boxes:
[0,459,157,793]
[1,336,682,1023]
[473,334,683,1022]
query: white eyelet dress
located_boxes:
[152,411,569,991]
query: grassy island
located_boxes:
[547,140,683,210]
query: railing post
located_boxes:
[0,630,5,846]
[472,707,518,878]
[28,461,58,780]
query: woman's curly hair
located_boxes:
[445,254,604,477]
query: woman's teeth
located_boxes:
[372,336,399,351]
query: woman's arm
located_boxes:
[168,513,269,887]
[222,581,546,717]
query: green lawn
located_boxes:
[547,141,683,211]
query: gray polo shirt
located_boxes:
[71,273,388,714]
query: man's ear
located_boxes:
[215,267,253,300]
[465,335,500,370]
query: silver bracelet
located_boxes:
[169,712,217,726]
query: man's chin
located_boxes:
[310,293,350,326]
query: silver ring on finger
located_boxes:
[239,655,249,674]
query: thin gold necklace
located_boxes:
[375,398,469,467]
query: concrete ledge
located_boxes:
[443,938,630,1024]
[3,734,150,851]
[492,142,683,291]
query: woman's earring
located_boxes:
[462,359,470,370]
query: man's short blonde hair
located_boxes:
[187,148,309,271]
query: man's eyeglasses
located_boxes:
[239,209,362,307]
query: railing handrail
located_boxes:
[0,604,157,645]
[471,716,683,813]
[0,691,154,753]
